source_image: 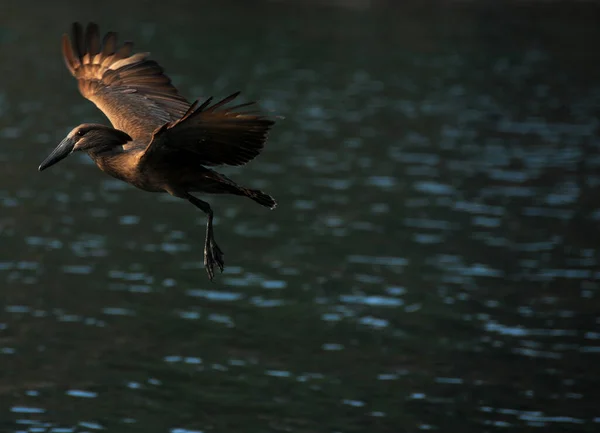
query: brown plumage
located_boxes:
[39,22,277,281]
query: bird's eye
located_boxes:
[77,130,84,136]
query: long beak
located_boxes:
[38,137,75,171]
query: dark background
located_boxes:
[0,1,599,432]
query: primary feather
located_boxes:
[62,22,190,141]
[145,92,275,167]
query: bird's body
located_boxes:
[39,23,277,280]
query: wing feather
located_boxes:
[143,93,276,167]
[85,23,101,56]
[63,22,190,141]
[101,32,117,56]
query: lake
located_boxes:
[0,1,599,432]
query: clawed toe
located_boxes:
[211,240,224,272]
[204,239,225,281]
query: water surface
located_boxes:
[0,1,599,432]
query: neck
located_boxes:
[83,126,132,159]
[88,142,138,184]
[87,143,124,158]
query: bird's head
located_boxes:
[38,124,132,171]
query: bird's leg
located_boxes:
[186,194,224,281]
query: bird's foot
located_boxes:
[204,237,224,281]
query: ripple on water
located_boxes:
[265,369,292,378]
[0,191,18,207]
[413,181,456,195]
[485,321,580,338]
[119,215,140,225]
[435,377,464,385]
[13,420,41,428]
[223,266,284,290]
[488,169,530,183]
[453,201,505,216]
[544,184,579,206]
[18,261,39,270]
[216,274,252,285]
[522,206,573,220]
[163,356,204,365]
[261,279,287,289]
[347,255,408,266]
[404,218,454,230]
[321,313,343,322]
[480,406,588,427]
[26,236,63,249]
[414,233,444,244]
[61,265,94,275]
[358,316,389,328]
[102,307,136,316]
[458,264,503,278]
[314,178,352,190]
[109,269,154,283]
[66,389,97,398]
[340,294,403,307]
[496,119,595,136]
[249,297,286,308]
[366,176,396,189]
[0,126,21,138]
[406,165,439,177]
[354,274,383,284]
[186,289,243,301]
[322,343,344,351]
[390,151,439,166]
[294,199,316,210]
[177,310,201,320]
[516,239,560,252]
[472,216,501,228]
[164,355,183,363]
[79,421,104,430]
[170,428,204,433]
[386,286,406,296]
[10,406,45,414]
[342,399,365,407]
[537,268,595,280]
[5,305,30,313]
[70,234,107,258]
[207,313,234,327]
[160,242,191,253]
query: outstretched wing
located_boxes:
[142,92,275,167]
[62,22,191,141]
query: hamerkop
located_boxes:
[39,23,277,281]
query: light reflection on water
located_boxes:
[1,2,600,432]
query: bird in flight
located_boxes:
[39,23,277,281]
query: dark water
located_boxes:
[1,1,599,432]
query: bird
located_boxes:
[38,22,277,281]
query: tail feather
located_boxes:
[242,188,277,209]
[198,168,277,209]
